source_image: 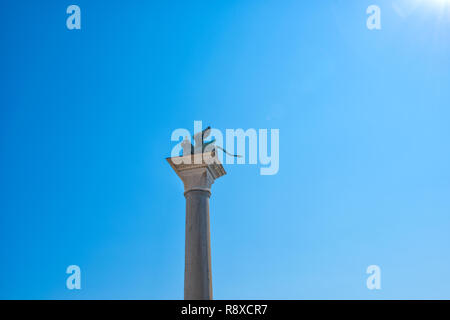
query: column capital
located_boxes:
[167,152,226,195]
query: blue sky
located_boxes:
[1,0,450,299]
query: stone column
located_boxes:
[167,153,226,300]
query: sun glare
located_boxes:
[429,0,450,7]
[401,0,450,19]
[427,0,450,20]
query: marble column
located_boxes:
[167,152,226,300]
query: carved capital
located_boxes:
[167,152,226,196]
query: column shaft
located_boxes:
[184,190,213,300]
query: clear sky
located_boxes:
[1,0,450,299]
